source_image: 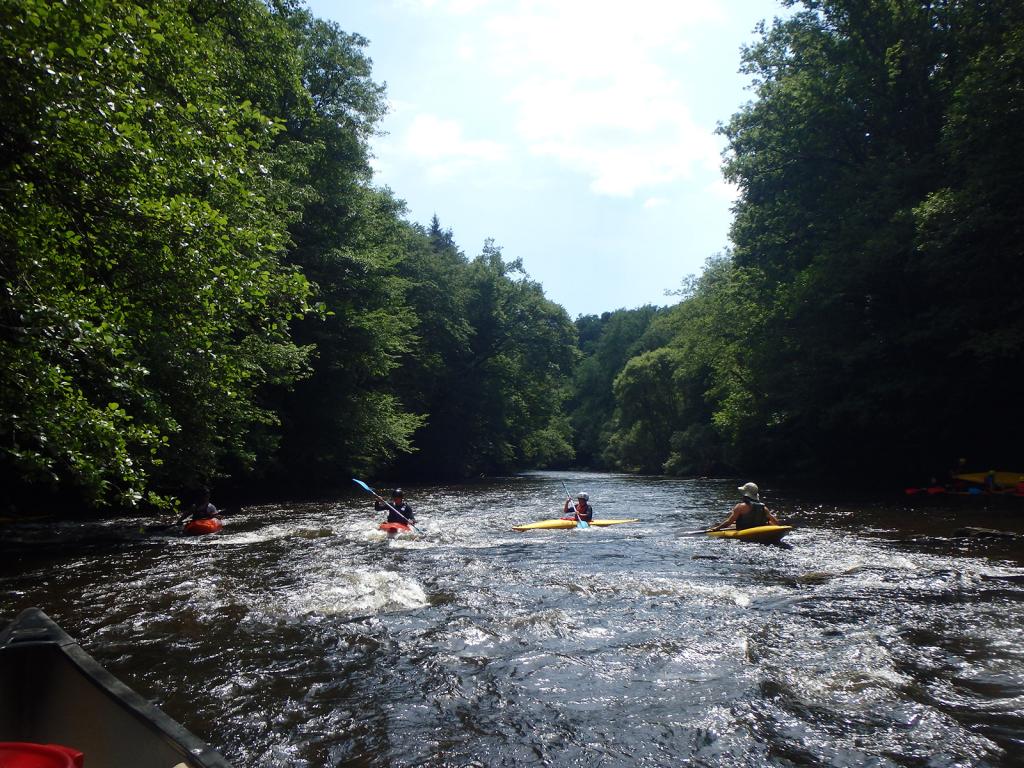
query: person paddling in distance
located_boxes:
[175,487,219,525]
[709,482,778,532]
[563,492,593,523]
[375,488,416,527]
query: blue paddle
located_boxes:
[352,478,419,533]
[561,481,589,529]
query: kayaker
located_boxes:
[175,487,219,525]
[563,492,593,523]
[709,482,778,532]
[375,488,416,526]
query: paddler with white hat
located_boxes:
[709,481,779,532]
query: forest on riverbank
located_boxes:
[2,0,1021,513]
[568,0,1024,482]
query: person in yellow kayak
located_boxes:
[709,482,778,532]
[563,491,593,523]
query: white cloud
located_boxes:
[415,0,729,197]
[509,73,721,196]
[644,197,670,209]
[402,0,490,13]
[396,113,508,182]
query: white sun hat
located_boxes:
[737,482,760,500]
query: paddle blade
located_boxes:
[577,519,589,529]
[352,478,374,494]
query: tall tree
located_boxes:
[391,235,577,478]
[567,306,662,468]
[250,10,424,491]
[0,0,313,510]
[719,0,1024,477]
[598,0,1024,481]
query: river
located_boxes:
[2,472,1023,767]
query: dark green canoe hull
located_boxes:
[0,608,233,768]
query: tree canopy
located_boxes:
[0,0,576,512]
[591,0,1024,483]
[3,0,1020,512]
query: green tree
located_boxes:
[248,10,425,491]
[567,306,662,468]
[603,347,685,473]
[598,0,1024,483]
[391,235,577,478]
[911,17,1024,464]
[0,0,313,510]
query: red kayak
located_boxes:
[183,518,223,536]
[378,522,412,536]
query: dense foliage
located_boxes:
[565,306,663,469]
[392,225,576,479]
[3,0,1019,512]
[582,0,1024,483]
[0,0,575,512]
[0,0,316,509]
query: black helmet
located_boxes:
[392,488,404,498]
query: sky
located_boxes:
[305,0,786,318]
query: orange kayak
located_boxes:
[183,518,223,536]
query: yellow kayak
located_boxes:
[954,471,1023,489]
[512,518,640,531]
[708,525,792,543]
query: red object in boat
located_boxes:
[183,518,223,536]
[378,522,411,535]
[0,743,84,768]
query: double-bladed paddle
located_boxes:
[352,478,420,533]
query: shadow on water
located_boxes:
[2,472,1023,767]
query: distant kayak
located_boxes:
[954,471,1023,488]
[0,608,232,767]
[183,518,223,536]
[379,522,413,536]
[512,518,639,531]
[707,525,792,544]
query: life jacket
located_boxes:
[562,502,593,522]
[387,502,414,524]
[736,500,768,530]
